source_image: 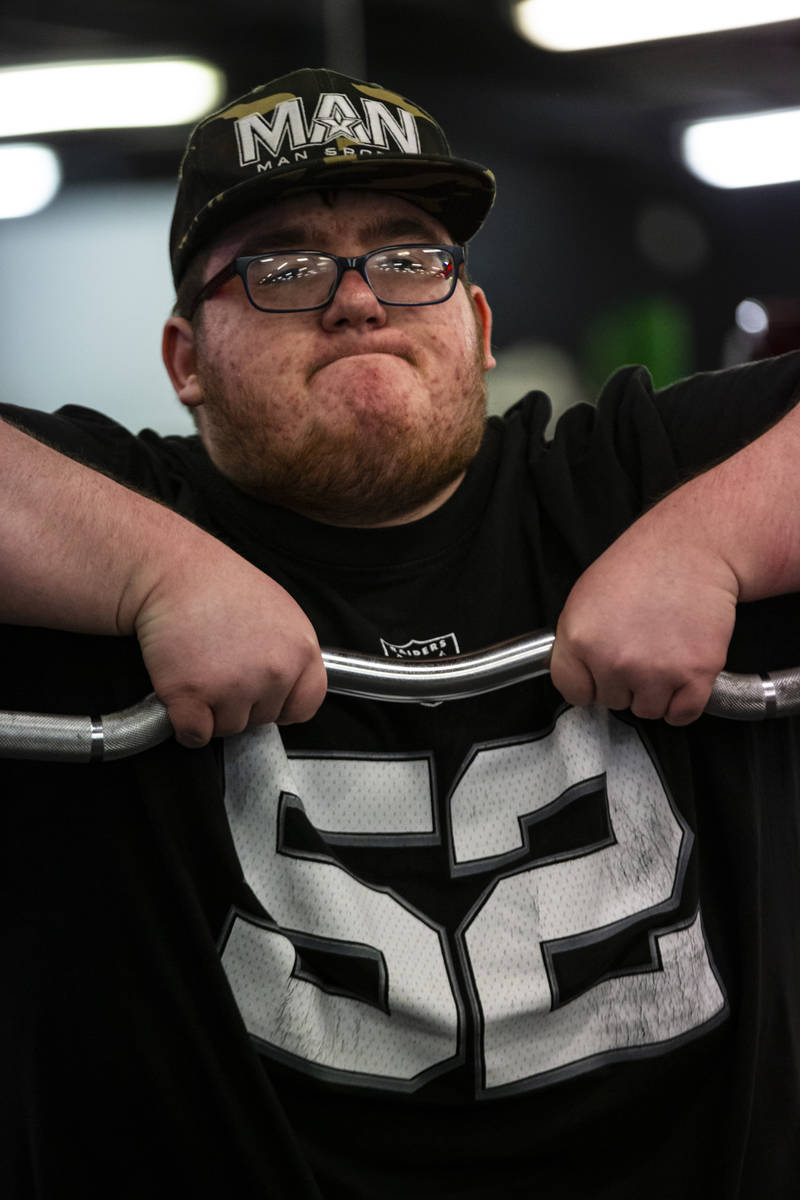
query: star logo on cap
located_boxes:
[315,114,366,142]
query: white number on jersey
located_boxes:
[219,707,727,1096]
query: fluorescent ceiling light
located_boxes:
[0,58,225,138]
[512,0,800,51]
[682,108,800,187]
[0,144,62,218]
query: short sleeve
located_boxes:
[0,402,199,504]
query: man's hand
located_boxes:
[550,487,740,726]
[550,393,800,724]
[125,540,327,748]
[0,419,327,748]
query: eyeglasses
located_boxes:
[187,243,465,317]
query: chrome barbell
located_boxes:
[2,630,799,762]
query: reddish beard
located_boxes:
[192,345,488,527]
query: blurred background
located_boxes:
[2,0,800,434]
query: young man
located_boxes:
[2,67,800,1198]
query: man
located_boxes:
[2,67,800,1198]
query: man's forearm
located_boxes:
[0,418,327,742]
[671,397,800,603]
[551,394,800,725]
[0,417,205,634]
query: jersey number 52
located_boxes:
[220,707,727,1098]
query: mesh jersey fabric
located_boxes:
[2,353,800,1198]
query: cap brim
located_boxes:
[172,154,495,285]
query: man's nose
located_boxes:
[320,265,387,329]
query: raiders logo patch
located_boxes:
[379,633,460,659]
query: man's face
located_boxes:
[164,190,495,526]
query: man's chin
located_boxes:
[224,413,484,527]
[309,355,419,421]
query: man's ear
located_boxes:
[469,284,497,371]
[162,316,204,408]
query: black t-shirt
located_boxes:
[3,355,800,1198]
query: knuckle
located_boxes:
[167,701,212,748]
[631,696,667,721]
[665,683,709,726]
[665,705,702,727]
[554,677,594,707]
[213,710,251,738]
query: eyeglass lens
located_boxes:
[244,246,457,311]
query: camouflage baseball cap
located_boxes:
[170,66,496,285]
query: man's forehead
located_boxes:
[206,190,452,267]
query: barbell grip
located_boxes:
[2,630,800,762]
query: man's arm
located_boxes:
[550,396,800,725]
[0,418,326,745]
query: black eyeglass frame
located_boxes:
[187,243,467,318]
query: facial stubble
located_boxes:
[193,319,489,527]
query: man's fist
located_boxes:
[125,535,326,747]
[550,486,740,726]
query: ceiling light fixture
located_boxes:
[682,107,800,187]
[512,0,800,51]
[0,144,62,218]
[0,58,225,138]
